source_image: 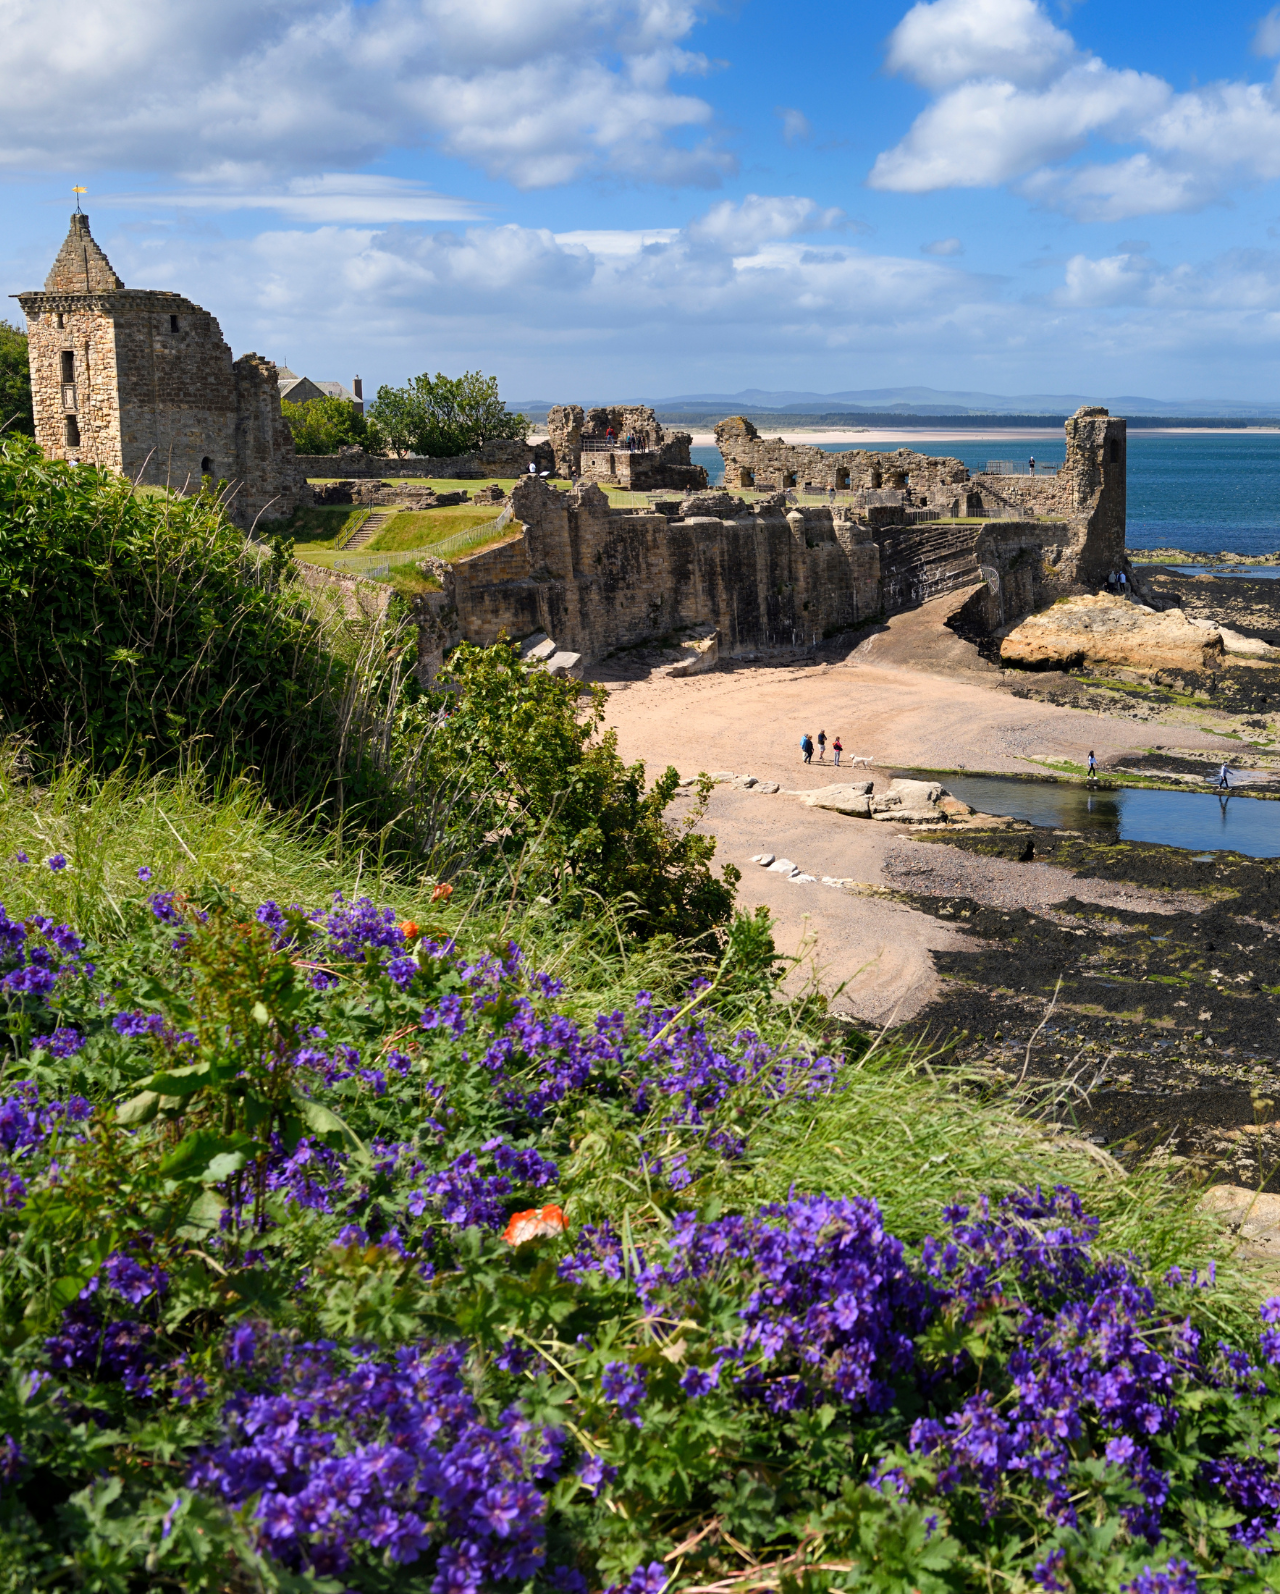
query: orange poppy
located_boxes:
[431,882,454,905]
[400,921,419,941]
[502,1205,567,1246]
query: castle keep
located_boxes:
[13,214,303,528]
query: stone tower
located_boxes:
[13,214,302,528]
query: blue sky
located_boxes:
[5,0,1280,404]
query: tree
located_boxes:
[0,320,34,438]
[367,371,527,459]
[281,394,379,456]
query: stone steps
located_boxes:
[877,524,983,614]
[343,508,397,550]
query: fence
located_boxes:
[580,438,655,453]
[984,460,1061,476]
[333,508,372,550]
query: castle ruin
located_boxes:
[13,214,304,529]
[546,404,707,491]
[411,405,1127,674]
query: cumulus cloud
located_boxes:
[872,0,1280,221]
[1256,6,1280,56]
[100,175,484,224]
[922,237,963,255]
[0,0,731,189]
[685,193,846,250]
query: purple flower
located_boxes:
[679,1364,719,1397]
[137,865,152,882]
[46,854,67,872]
[1120,1560,1198,1594]
[601,1362,647,1425]
[225,1322,258,1370]
[624,1562,668,1594]
[14,852,28,865]
[576,1454,618,1497]
[112,1010,165,1039]
[31,1027,84,1059]
[0,1435,25,1492]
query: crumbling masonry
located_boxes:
[14,214,304,529]
[413,407,1126,673]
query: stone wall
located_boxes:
[422,476,880,664]
[714,417,971,499]
[17,214,306,529]
[545,403,707,491]
[296,438,554,480]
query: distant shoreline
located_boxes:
[530,426,1280,448]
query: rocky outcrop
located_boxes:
[870,778,948,823]
[1001,594,1226,673]
[800,781,874,816]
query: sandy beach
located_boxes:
[531,425,1280,448]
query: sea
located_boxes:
[689,432,1280,559]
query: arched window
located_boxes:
[201,456,212,477]
[738,467,754,488]
[64,416,80,446]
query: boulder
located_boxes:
[1001,594,1225,673]
[799,781,874,817]
[669,627,720,678]
[871,779,946,824]
[1189,617,1277,658]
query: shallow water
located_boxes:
[1169,565,1280,579]
[936,774,1280,858]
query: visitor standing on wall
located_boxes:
[801,733,813,764]
[832,736,843,768]
[817,730,827,761]
[1028,456,1036,474]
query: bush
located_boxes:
[0,436,385,806]
[281,394,380,456]
[0,320,34,439]
[401,641,738,944]
[0,861,1275,1593]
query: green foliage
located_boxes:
[0,434,395,810]
[367,371,527,459]
[281,394,380,456]
[0,320,34,439]
[404,641,738,944]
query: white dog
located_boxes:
[847,755,874,769]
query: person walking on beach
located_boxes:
[832,735,843,768]
[817,730,827,761]
[801,733,814,764]
[1087,749,1097,779]
[1217,762,1232,792]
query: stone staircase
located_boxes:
[342,508,397,551]
[875,523,983,616]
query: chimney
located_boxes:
[353,375,363,415]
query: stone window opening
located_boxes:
[738,467,754,488]
[782,471,796,488]
[55,312,65,329]
[201,456,213,477]
[170,314,180,334]
[835,467,850,490]
[60,349,74,383]
[64,416,80,447]
[1109,439,1120,464]
[870,468,882,488]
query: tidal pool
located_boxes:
[933,774,1280,858]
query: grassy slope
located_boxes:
[0,759,1261,1343]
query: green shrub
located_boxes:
[282,394,380,456]
[402,641,738,944]
[368,371,527,459]
[0,321,33,439]
[0,436,384,807]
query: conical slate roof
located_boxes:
[44,213,124,294]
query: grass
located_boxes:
[1,756,1267,1338]
[367,505,507,553]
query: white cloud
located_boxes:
[885,0,1074,89]
[685,193,846,250]
[98,175,484,224]
[0,0,731,189]
[1053,251,1154,307]
[922,237,964,255]
[777,107,812,145]
[872,0,1280,221]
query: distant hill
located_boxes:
[510,386,1280,421]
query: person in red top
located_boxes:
[832,736,843,768]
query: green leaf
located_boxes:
[202,1150,249,1183]
[143,1061,211,1098]
[288,1087,363,1151]
[116,1089,160,1126]
[160,1129,255,1181]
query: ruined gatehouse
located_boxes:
[13,213,304,529]
[545,404,707,491]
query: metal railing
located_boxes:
[984,460,1061,476]
[333,508,372,550]
[336,505,518,576]
[580,438,655,453]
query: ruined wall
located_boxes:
[714,417,970,500]
[17,214,305,528]
[295,438,553,480]
[435,477,880,660]
[545,403,707,491]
